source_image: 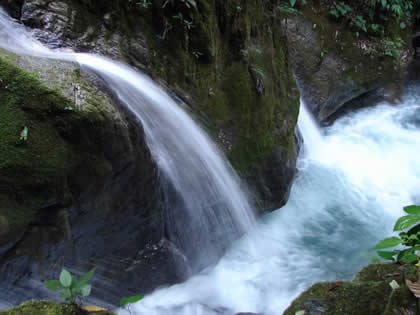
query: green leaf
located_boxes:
[329,9,339,18]
[120,295,144,306]
[290,0,296,7]
[400,22,406,29]
[20,126,28,142]
[44,280,64,291]
[59,269,72,288]
[74,268,95,291]
[394,214,420,231]
[81,284,91,297]
[377,250,399,260]
[403,205,420,215]
[381,0,387,8]
[375,237,402,249]
[398,249,418,263]
[60,288,72,301]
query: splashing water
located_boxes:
[121,90,420,314]
[2,8,420,315]
[0,9,255,273]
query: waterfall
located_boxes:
[3,7,420,315]
[0,9,255,272]
[123,87,420,315]
[297,98,324,158]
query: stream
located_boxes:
[1,7,420,315]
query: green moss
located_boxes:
[145,0,299,173]
[0,55,117,246]
[0,301,115,315]
[285,263,419,315]
[0,57,77,242]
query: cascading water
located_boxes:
[119,90,420,314]
[0,9,255,274]
[2,7,420,315]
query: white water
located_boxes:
[2,8,420,315]
[119,91,420,314]
[0,9,255,272]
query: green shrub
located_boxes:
[375,205,420,264]
[44,268,95,304]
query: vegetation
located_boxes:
[120,295,144,314]
[324,0,420,37]
[0,301,114,315]
[44,268,95,304]
[375,205,420,264]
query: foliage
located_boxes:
[120,295,144,306]
[375,205,420,264]
[278,0,307,15]
[324,0,419,37]
[44,268,95,304]
[19,126,28,142]
[120,295,143,315]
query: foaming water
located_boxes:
[2,7,420,315]
[0,9,255,273]
[124,90,420,315]
[297,98,324,157]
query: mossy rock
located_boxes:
[284,263,419,315]
[0,301,115,315]
[284,1,412,122]
[0,52,136,251]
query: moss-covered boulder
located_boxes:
[0,301,115,315]
[284,1,412,122]
[5,0,301,211]
[0,51,182,306]
[284,263,419,315]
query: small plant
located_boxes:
[375,205,420,263]
[44,268,95,304]
[289,0,307,8]
[172,12,194,30]
[19,126,28,142]
[140,0,152,8]
[320,48,328,58]
[120,295,143,314]
[250,65,265,79]
[382,37,405,59]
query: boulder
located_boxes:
[284,263,419,315]
[0,49,181,307]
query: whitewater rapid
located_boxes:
[125,88,420,315]
[1,7,420,315]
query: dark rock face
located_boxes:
[5,0,301,213]
[284,3,411,122]
[412,33,420,58]
[5,0,150,69]
[0,51,183,308]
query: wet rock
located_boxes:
[284,263,418,315]
[0,50,182,308]
[11,0,300,213]
[284,3,410,122]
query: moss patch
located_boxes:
[285,263,419,315]
[0,301,115,315]
[0,55,116,247]
[144,0,300,173]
